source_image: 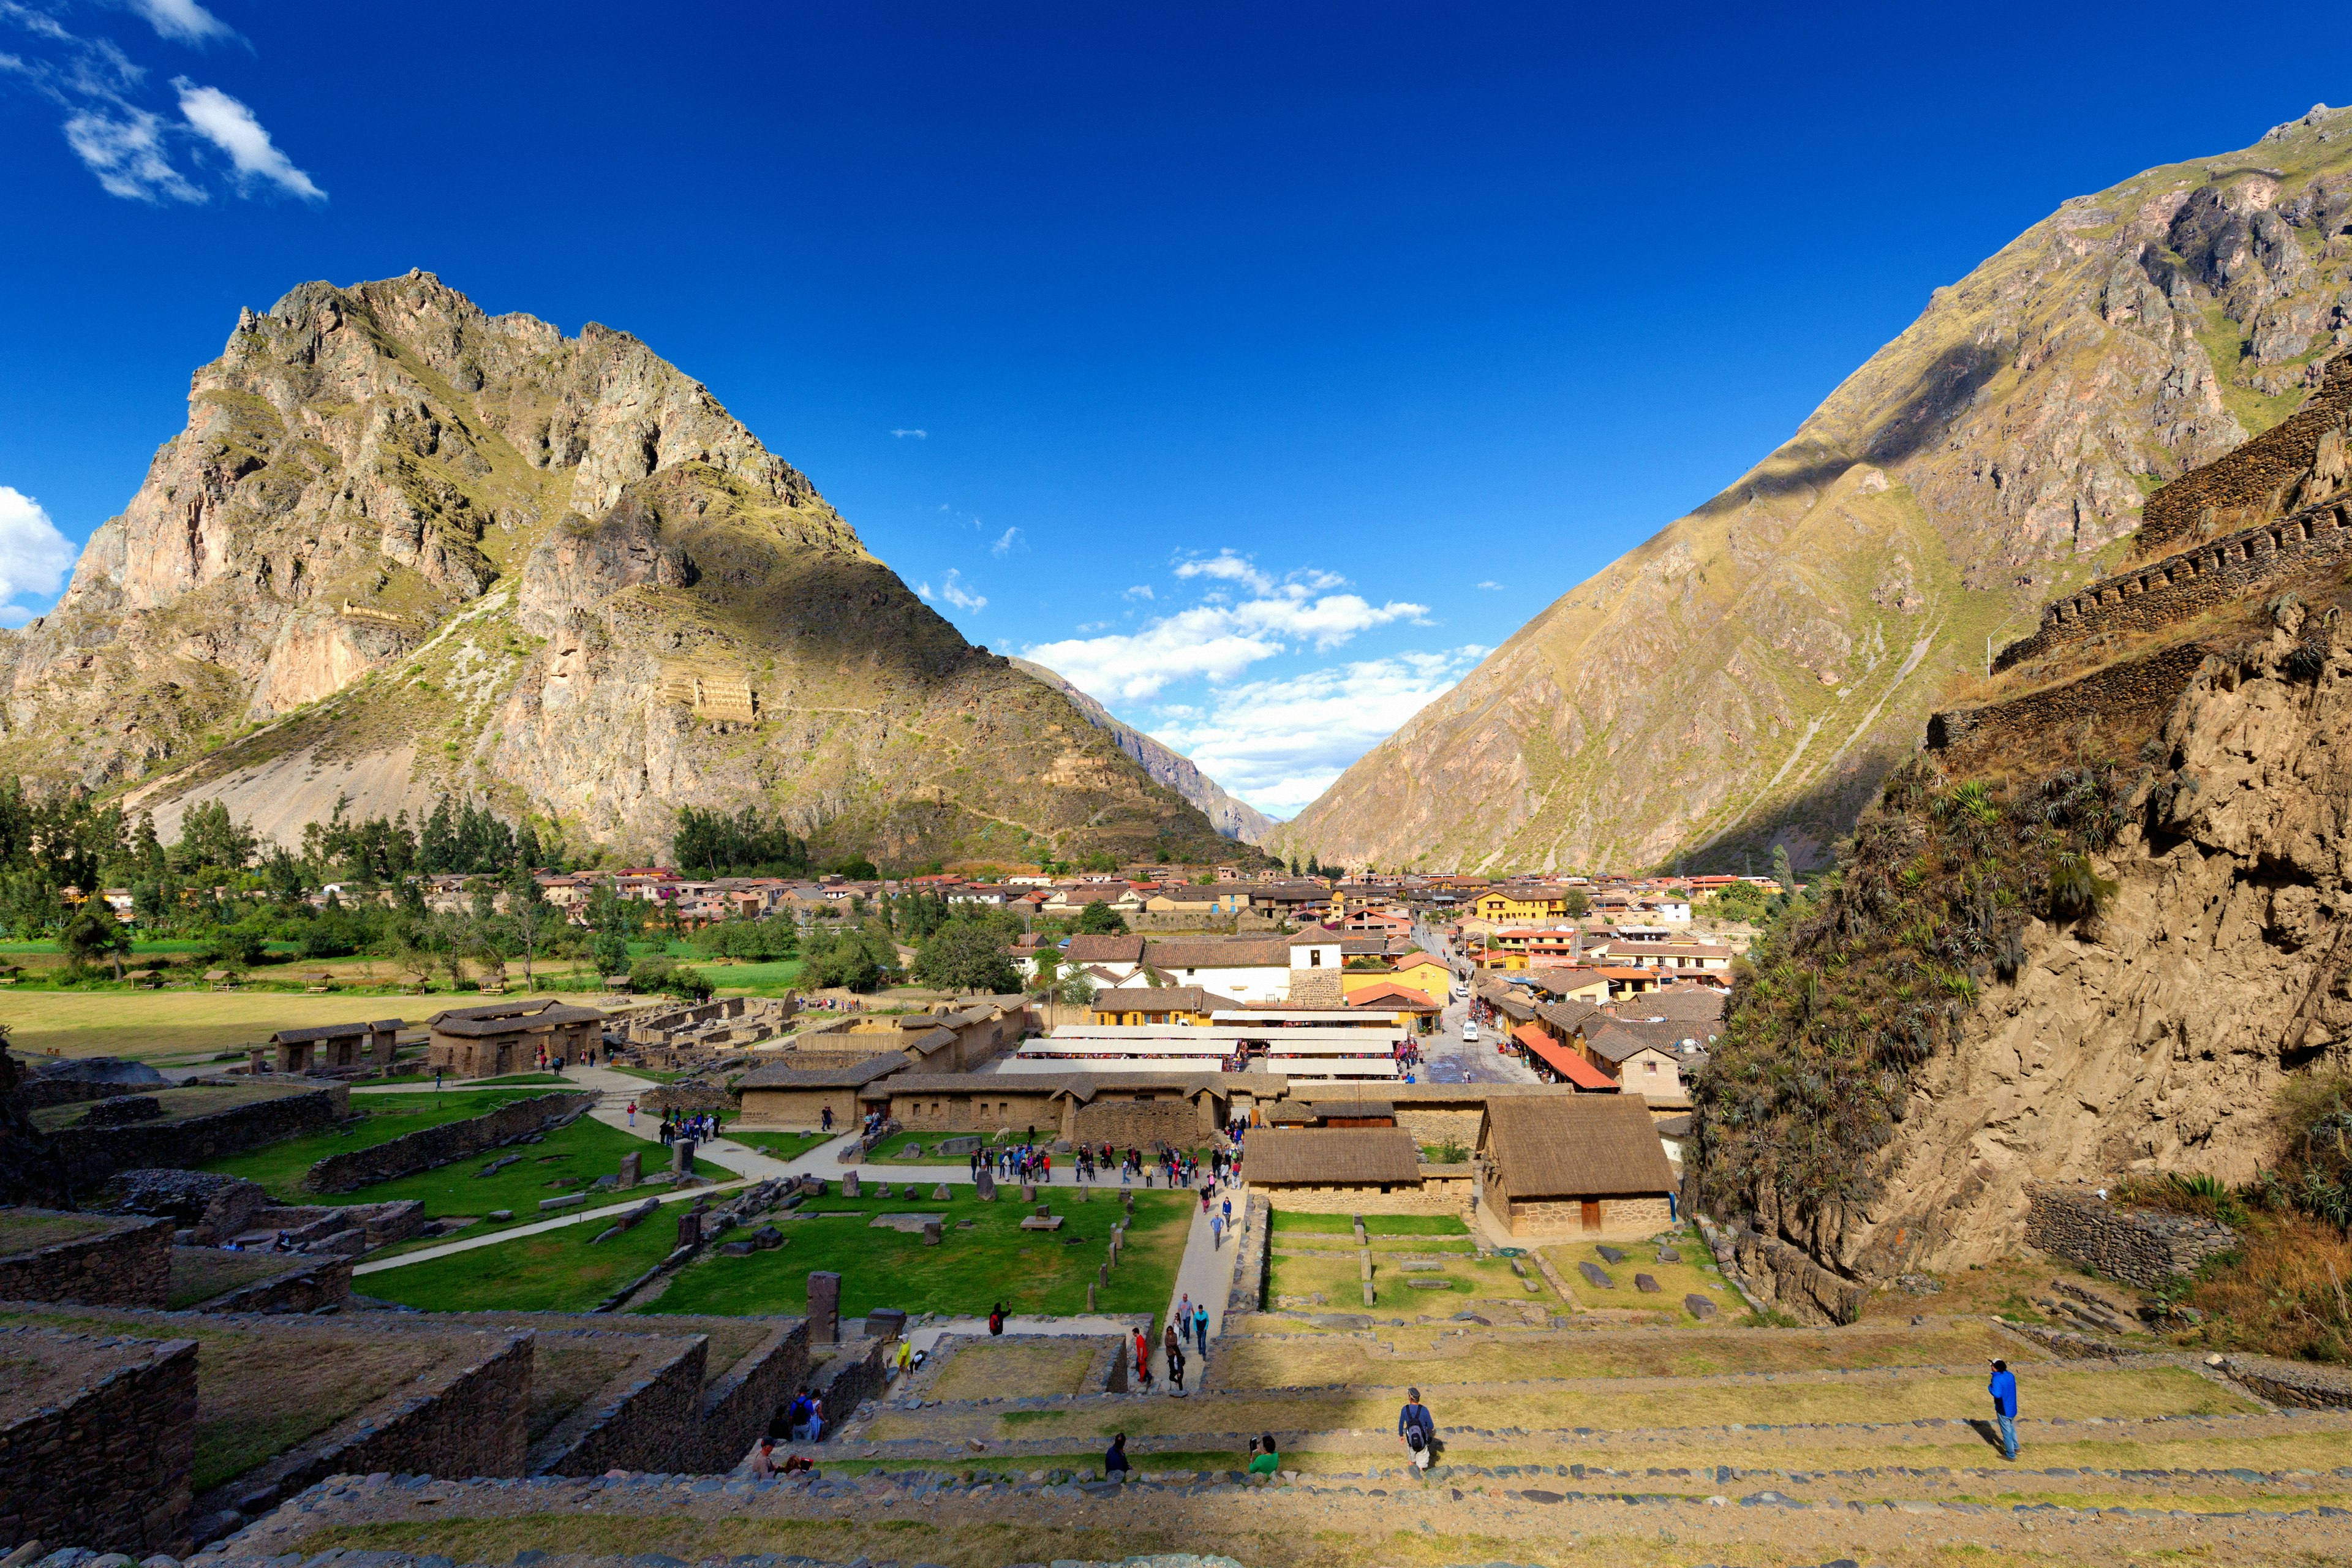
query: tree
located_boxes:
[60,905,130,980]
[827,855,880,881]
[1029,948,1062,996]
[508,863,551,989]
[1075,900,1128,935]
[1770,843,1796,897]
[1562,888,1590,918]
[1079,850,1117,873]
[912,922,1021,994]
[1058,967,1097,1007]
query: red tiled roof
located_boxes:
[1512,1023,1618,1091]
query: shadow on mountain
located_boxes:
[1690,340,2010,518]
[1668,748,1907,877]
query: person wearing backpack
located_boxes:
[1398,1387,1436,1472]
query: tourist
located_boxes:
[989,1302,1006,1336]
[1104,1432,1130,1479]
[752,1437,779,1477]
[1398,1387,1436,1472]
[1166,1337,1186,1393]
[821,1104,834,1133]
[1200,1183,1213,1214]
[1133,1328,1152,1390]
[1176,1292,1191,1337]
[1193,1299,1210,1355]
[1221,1195,1232,1228]
[1210,1213,1223,1247]
[1989,1359,2019,1460]
[626,1099,637,1128]
[1163,1320,1182,1367]
[794,1391,824,1442]
[1248,1433,1279,1475]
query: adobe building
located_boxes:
[425,999,605,1079]
[1244,1126,1472,1214]
[733,1054,909,1129]
[262,1019,402,1076]
[1476,1094,1678,1238]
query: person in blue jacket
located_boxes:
[1398,1386,1437,1472]
[1988,1359,2019,1460]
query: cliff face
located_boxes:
[6,272,1242,866]
[1009,658,1277,843]
[1274,104,2352,875]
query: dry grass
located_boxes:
[1539,1238,1730,1324]
[2177,1208,2352,1363]
[30,1079,314,1130]
[165,1246,305,1310]
[0,1210,118,1254]
[929,1341,1099,1401]
[0,990,607,1062]
[529,1343,645,1441]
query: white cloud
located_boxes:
[1474,580,1505,590]
[1122,584,1153,601]
[1146,647,1488,816]
[1174,549,1275,595]
[0,486,82,609]
[1022,586,1428,701]
[914,568,986,614]
[173,78,322,198]
[989,526,1021,557]
[63,102,201,200]
[129,0,234,43]
[892,428,928,439]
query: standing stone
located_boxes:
[1087,1281,1096,1311]
[1036,1203,1052,1218]
[673,1137,697,1175]
[1099,1262,1109,1289]
[619,1152,641,1189]
[1074,1184,1089,1203]
[924,1220,942,1245]
[933,1184,952,1200]
[1020,1183,1037,1204]
[843,1170,861,1199]
[809,1271,842,1345]
[677,1208,704,1250]
[1359,1251,1373,1282]
[976,1169,997,1201]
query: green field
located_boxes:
[1267,1212,1470,1237]
[726,1129,837,1162]
[646,1188,1192,1327]
[354,1210,690,1313]
[0,989,611,1061]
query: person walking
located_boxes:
[1104,1432,1130,1479]
[1166,1337,1186,1393]
[1221,1194,1232,1229]
[821,1104,834,1133]
[1989,1359,2019,1460]
[1193,1299,1210,1356]
[1133,1328,1153,1391]
[1176,1292,1192,1340]
[1398,1387,1436,1474]
[988,1303,1006,1336]
[626,1099,636,1128]
[1210,1212,1223,1248]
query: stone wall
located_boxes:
[1393,1106,1483,1149]
[303,1091,597,1194]
[2132,353,2352,564]
[203,1327,532,1517]
[1069,1098,1208,1149]
[51,1084,349,1189]
[807,1335,889,1430]
[1929,640,2218,772]
[1257,1183,1465,1215]
[532,1330,708,1476]
[1483,1182,1673,1242]
[2022,1183,2236,1290]
[0,1210,170,1306]
[693,1317,809,1471]
[2217,1353,2352,1409]
[1991,501,2352,674]
[192,1254,353,1314]
[0,1325,197,1555]
[1229,1192,1270,1314]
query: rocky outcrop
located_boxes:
[7,272,1244,867]
[1010,658,1276,843]
[1274,105,2352,874]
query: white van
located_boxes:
[1460,1019,1479,1043]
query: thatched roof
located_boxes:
[736,1054,909,1090]
[1246,1127,1423,1186]
[1480,1095,1675,1199]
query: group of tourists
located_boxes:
[658,1109,720,1147]
[972,1142,1054,1183]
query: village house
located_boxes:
[1244,1126,1472,1214]
[1097,933,1347,1005]
[1476,1094,1678,1238]
[1474,885,1573,924]
[263,1018,403,1076]
[1088,986,1243,1027]
[733,1053,909,1129]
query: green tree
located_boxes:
[912,922,1020,993]
[59,905,131,979]
[1562,888,1590,918]
[1058,967,1098,1007]
[1074,900,1128,935]
[1771,843,1796,897]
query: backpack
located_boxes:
[1405,1425,1425,1452]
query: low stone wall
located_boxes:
[2022,1183,2236,1291]
[0,1210,170,1306]
[194,1254,353,1314]
[1494,1192,1673,1241]
[1931,640,2218,771]
[1256,1183,1465,1215]
[51,1084,350,1189]
[1393,1106,1483,1148]
[808,1335,889,1431]
[0,1325,197,1555]
[2132,353,2352,562]
[533,1331,709,1476]
[1997,1320,2145,1362]
[203,1327,532,1517]
[303,1091,597,1194]
[1229,1193,1270,1314]
[2219,1353,2352,1409]
[1727,1224,1868,1325]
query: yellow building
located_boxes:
[1474,888,1570,923]
[1088,986,1233,1026]
[1341,951,1453,1000]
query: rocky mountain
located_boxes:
[4,271,1245,869]
[1008,658,1277,843]
[1273,104,2352,875]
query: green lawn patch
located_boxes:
[646,1189,1192,1328]
[1267,1212,1468,1237]
[357,1213,687,1313]
[200,1088,572,1194]
[729,1129,836,1162]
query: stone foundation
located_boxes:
[51,1083,350,1189]
[303,1091,597,1193]
[0,1325,197,1555]
[0,1208,170,1306]
[1069,1098,1210,1150]
[2022,1183,2236,1291]
[1257,1183,1465,1215]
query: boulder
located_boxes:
[1577,1261,1615,1289]
[1634,1273,1661,1293]
[1595,1245,1628,1264]
[1684,1293,1719,1321]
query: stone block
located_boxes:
[672,1137,697,1174]
[619,1152,641,1189]
[924,1221,942,1246]
[720,1240,755,1257]
[1578,1261,1615,1289]
[842,1171,860,1198]
[751,1225,783,1250]
[933,1185,952,1200]
[976,1169,995,1200]
[1634,1273,1661,1293]
[1596,1245,1627,1264]
[1684,1293,1719,1320]
[538,1193,587,1212]
[809,1270,841,1345]
[1656,1246,1682,1263]
[867,1306,907,1341]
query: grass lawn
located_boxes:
[166,1246,306,1309]
[703,958,805,993]
[356,1213,688,1313]
[927,1340,1099,1400]
[1268,1248,1539,1309]
[0,1210,118,1254]
[647,1188,1193,1327]
[1542,1235,1733,1323]
[1267,1212,1469,1237]
[728,1129,837,1162]
[199,1087,578,1194]
[0,990,610,1062]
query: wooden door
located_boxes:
[1580,1199,1602,1232]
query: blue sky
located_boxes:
[0,2,2344,816]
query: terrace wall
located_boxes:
[302,1091,597,1194]
[0,1326,197,1555]
[531,1332,708,1477]
[2022,1183,2237,1290]
[1257,1182,1464,1215]
[1069,1098,1210,1148]
[50,1084,350,1188]
[192,1254,353,1314]
[0,1210,170,1306]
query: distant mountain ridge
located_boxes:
[1010,658,1278,843]
[1272,104,2352,874]
[2,271,1245,869]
